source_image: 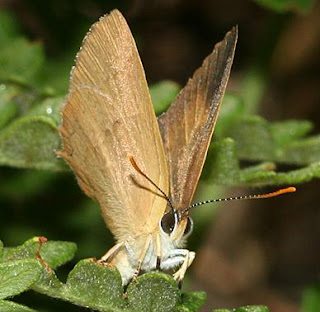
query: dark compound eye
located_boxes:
[183,217,193,237]
[160,212,177,235]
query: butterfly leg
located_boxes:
[155,233,162,270]
[161,249,195,283]
[133,235,152,280]
[173,250,195,283]
[100,241,124,262]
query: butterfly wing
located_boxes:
[58,10,169,241]
[158,27,238,210]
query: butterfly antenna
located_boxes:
[181,187,296,215]
[129,155,174,211]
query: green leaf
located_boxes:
[253,0,315,13]
[0,300,37,312]
[127,272,180,312]
[0,11,20,44]
[0,38,44,85]
[25,96,62,124]
[175,292,207,311]
[0,84,39,119]
[32,256,205,312]
[228,116,275,161]
[0,116,59,169]
[235,306,269,312]
[0,259,42,299]
[242,161,320,186]
[226,116,320,166]
[301,285,320,312]
[239,162,276,175]
[0,97,66,170]
[0,241,3,259]
[3,237,76,269]
[32,270,65,299]
[0,84,19,129]
[270,120,313,145]
[39,241,77,269]
[207,138,240,184]
[63,259,125,310]
[280,136,320,165]
[239,68,266,115]
[215,93,245,138]
[212,306,268,312]
[239,166,277,185]
[150,80,180,115]
[206,135,320,187]
[1,238,74,299]
[3,237,44,261]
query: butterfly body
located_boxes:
[106,219,190,285]
[58,10,237,286]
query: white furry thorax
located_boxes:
[109,229,187,285]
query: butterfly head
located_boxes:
[159,209,193,243]
[129,156,194,243]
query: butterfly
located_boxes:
[57,9,237,286]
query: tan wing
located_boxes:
[158,27,237,210]
[58,10,169,241]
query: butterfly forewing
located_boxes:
[59,10,169,241]
[158,27,238,210]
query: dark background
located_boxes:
[1,0,320,311]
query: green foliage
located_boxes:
[150,80,180,114]
[0,85,18,129]
[0,38,44,85]
[213,306,268,312]
[2,237,76,268]
[208,107,320,186]
[0,300,37,312]
[301,285,320,312]
[0,97,65,170]
[0,259,42,299]
[0,238,206,312]
[253,0,315,13]
[0,238,42,312]
[0,11,19,41]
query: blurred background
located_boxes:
[0,0,320,311]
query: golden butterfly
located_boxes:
[57,9,238,285]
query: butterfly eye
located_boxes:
[160,212,178,235]
[183,216,193,238]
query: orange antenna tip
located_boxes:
[256,186,296,199]
[183,186,297,214]
[129,155,143,175]
[285,186,296,193]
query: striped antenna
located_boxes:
[181,187,296,215]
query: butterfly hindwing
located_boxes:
[158,27,238,210]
